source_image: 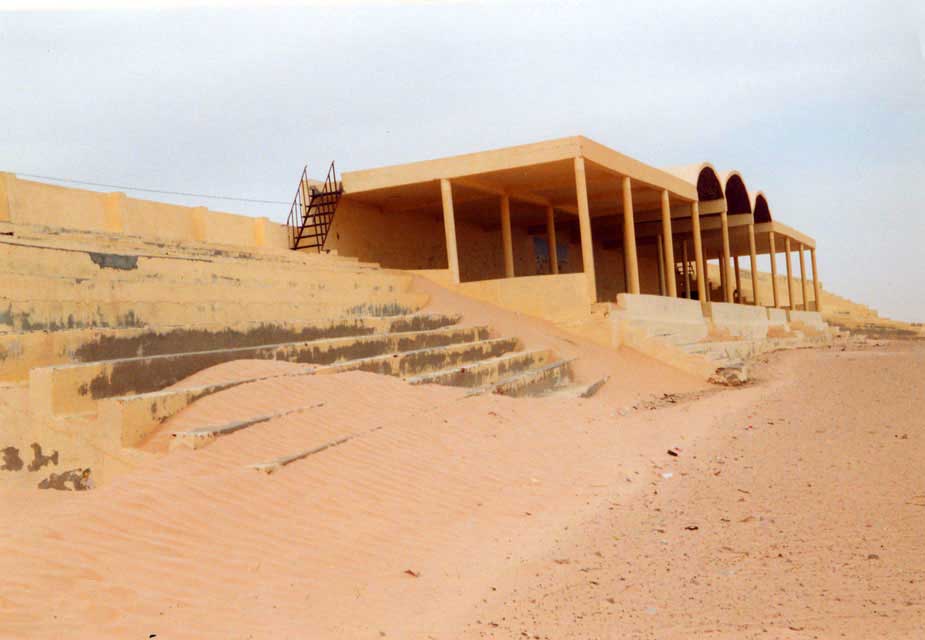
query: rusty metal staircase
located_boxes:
[286,161,343,251]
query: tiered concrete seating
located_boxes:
[2,222,579,488]
[597,293,834,377]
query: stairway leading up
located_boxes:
[287,161,342,252]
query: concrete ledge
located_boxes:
[710,302,769,325]
[492,358,575,397]
[414,271,592,324]
[1,312,461,382]
[0,293,431,334]
[30,325,489,417]
[616,293,705,322]
[618,321,716,379]
[170,400,327,451]
[316,337,519,378]
[767,308,789,326]
[97,367,315,448]
[710,302,770,340]
[789,310,826,330]
[408,349,551,388]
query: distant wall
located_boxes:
[0,172,287,250]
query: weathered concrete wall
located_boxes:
[326,198,589,284]
[767,307,789,326]
[710,302,770,340]
[0,173,285,250]
[458,273,591,324]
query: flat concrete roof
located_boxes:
[340,136,815,249]
[341,136,699,223]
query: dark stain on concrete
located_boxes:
[83,328,483,400]
[348,303,416,317]
[4,304,146,333]
[495,361,573,397]
[395,328,485,354]
[1,446,24,471]
[73,322,377,363]
[27,443,59,471]
[428,352,540,388]
[396,338,517,376]
[387,314,459,333]
[88,251,139,270]
[37,468,93,491]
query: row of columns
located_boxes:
[715,236,820,310]
[766,233,822,311]
[440,161,821,312]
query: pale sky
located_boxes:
[1,1,923,321]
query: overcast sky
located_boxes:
[1,1,923,320]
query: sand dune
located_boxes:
[1,341,923,638]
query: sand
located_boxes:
[1,339,923,639]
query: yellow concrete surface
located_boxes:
[1,173,288,250]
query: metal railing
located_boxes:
[286,162,342,251]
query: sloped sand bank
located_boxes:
[1,341,923,638]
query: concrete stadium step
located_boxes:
[0,294,431,333]
[405,348,553,389]
[0,238,391,285]
[31,325,490,416]
[488,358,576,397]
[0,312,462,382]
[0,246,388,285]
[0,271,418,306]
[107,334,507,451]
[99,368,316,449]
[316,337,520,378]
[623,318,709,346]
[4,226,377,268]
[542,376,610,400]
[679,339,760,364]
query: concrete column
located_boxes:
[799,243,809,311]
[545,205,559,275]
[768,231,780,308]
[621,176,640,294]
[439,179,461,284]
[811,248,822,312]
[573,157,597,301]
[720,209,733,302]
[656,233,667,296]
[682,240,691,299]
[784,237,795,309]
[500,194,514,278]
[733,255,742,303]
[748,223,760,306]
[659,189,677,297]
[690,201,708,313]
[719,252,727,300]
[705,260,713,302]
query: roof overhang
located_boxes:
[340,136,698,225]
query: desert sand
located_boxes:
[1,339,923,639]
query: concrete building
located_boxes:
[315,136,824,331]
[0,137,833,488]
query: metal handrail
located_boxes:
[286,161,342,251]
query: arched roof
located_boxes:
[722,171,751,214]
[751,191,772,223]
[664,163,725,202]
